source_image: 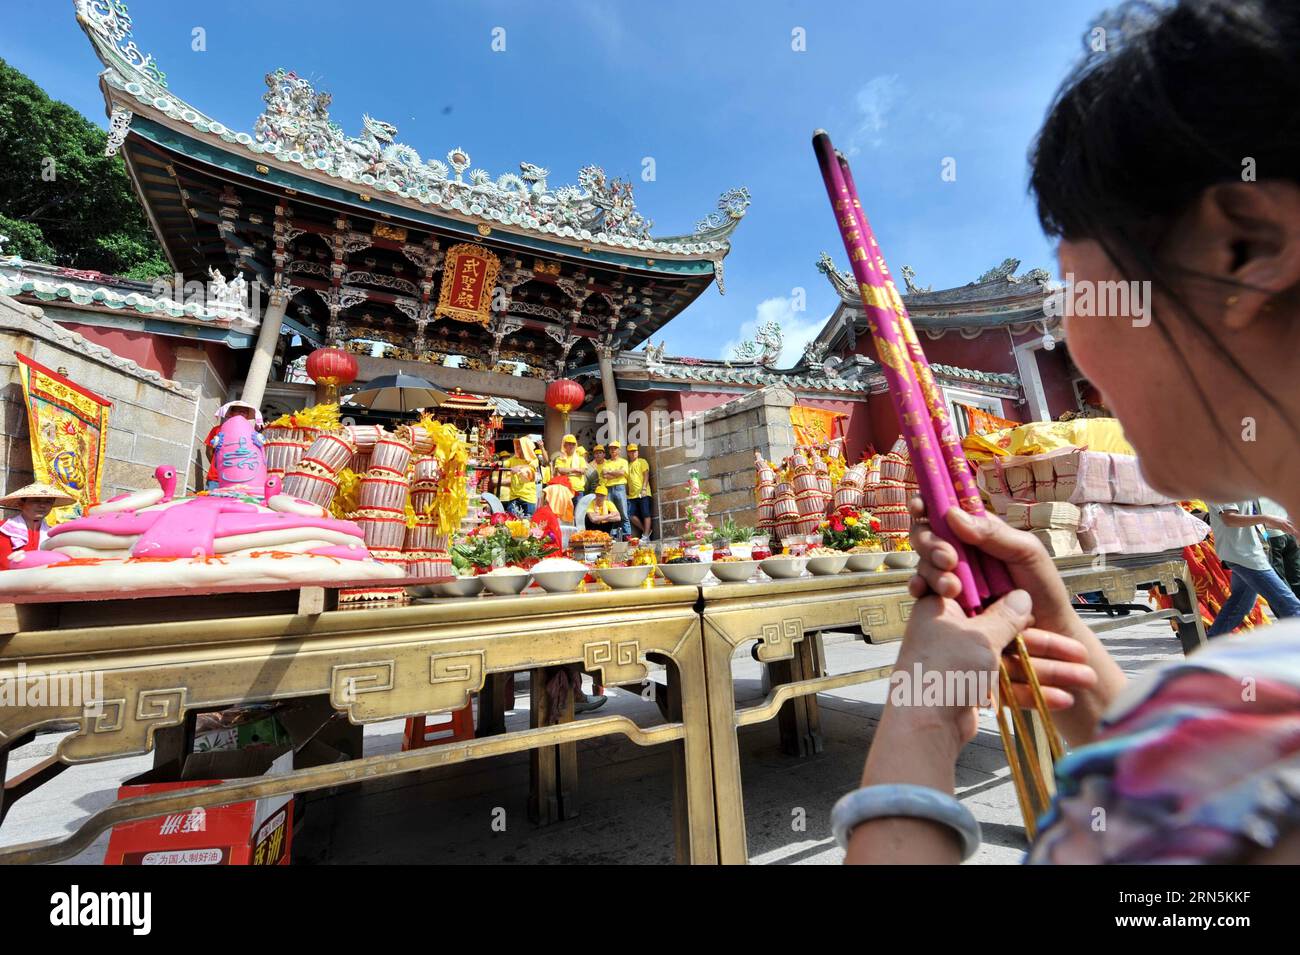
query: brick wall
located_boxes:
[0,294,216,500]
[651,385,796,541]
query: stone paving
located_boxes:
[0,607,1188,864]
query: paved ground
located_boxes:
[1,606,1187,864]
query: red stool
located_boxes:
[402,702,475,750]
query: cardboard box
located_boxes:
[105,748,294,865]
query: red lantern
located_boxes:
[544,378,585,429]
[305,347,358,400]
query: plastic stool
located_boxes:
[402,702,475,750]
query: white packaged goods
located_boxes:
[1004,502,1031,529]
[1028,501,1082,529]
[1031,528,1083,557]
[977,447,1173,508]
[1076,502,1209,555]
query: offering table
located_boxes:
[0,583,717,864]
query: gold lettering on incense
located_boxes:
[874,338,912,395]
[860,283,892,311]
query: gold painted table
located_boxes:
[0,585,717,864]
[699,550,1204,864]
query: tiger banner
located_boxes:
[790,403,844,447]
[15,354,112,524]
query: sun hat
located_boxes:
[595,485,609,495]
[0,481,75,508]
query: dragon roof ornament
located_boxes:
[74,2,748,258]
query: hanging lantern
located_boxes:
[544,378,585,429]
[305,347,359,401]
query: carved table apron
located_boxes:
[0,586,717,865]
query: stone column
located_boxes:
[241,287,289,411]
[596,343,621,443]
[543,403,565,455]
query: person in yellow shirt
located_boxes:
[599,440,631,539]
[550,434,586,504]
[626,443,654,540]
[505,439,538,517]
[584,486,623,536]
[492,449,513,508]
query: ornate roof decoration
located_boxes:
[900,265,931,294]
[730,319,783,367]
[0,257,258,333]
[608,348,872,394]
[74,2,749,258]
[930,363,1020,388]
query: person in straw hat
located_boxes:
[0,482,74,570]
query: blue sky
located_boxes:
[2,0,1113,365]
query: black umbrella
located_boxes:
[343,373,449,413]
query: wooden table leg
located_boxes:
[556,671,579,821]
[478,672,511,737]
[702,622,748,864]
[798,632,825,755]
[1166,565,1208,655]
[769,650,813,757]
[528,666,560,825]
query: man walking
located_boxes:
[1206,500,1300,637]
[1260,497,1300,600]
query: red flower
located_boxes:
[490,512,509,525]
[830,515,845,532]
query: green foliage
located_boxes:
[0,57,168,275]
[713,515,754,545]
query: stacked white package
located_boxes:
[1031,528,1084,557]
[1028,501,1082,529]
[1004,502,1032,529]
[1077,502,1209,555]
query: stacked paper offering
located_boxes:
[979,447,1204,555]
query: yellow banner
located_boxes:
[16,354,112,524]
[790,404,844,447]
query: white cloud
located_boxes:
[720,296,832,370]
[848,75,903,153]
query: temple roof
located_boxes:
[74,1,748,263]
[0,256,257,342]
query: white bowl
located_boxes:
[481,571,531,595]
[760,556,808,579]
[884,551,920,569]
[658,561,711,586]
[595,565,652,589]
[433,575,485,598]
[530,568,588,593]
[709,559,760,583]
[846,552,886,572]
[806,553,849,576]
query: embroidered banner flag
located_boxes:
[790,403,844,446]
[435,243,501,326]
[15,354,112,524]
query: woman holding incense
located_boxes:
[840,0,1300,865]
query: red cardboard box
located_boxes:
[105,748,294,865]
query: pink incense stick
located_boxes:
[812,131,982,613]
[833,151,1015,603]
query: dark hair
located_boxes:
[1030,0,1300,278]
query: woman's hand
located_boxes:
[905,497,1128,746]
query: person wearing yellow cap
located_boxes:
[505,438,538,517]
[599,440,631,539]
[626,443,654,540]
[551,433,585,507]
[584,445,606,497]
[584,485,622,534]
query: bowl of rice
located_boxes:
[804,548,848,576]
[432,575,485,598]
[529,557,590,593]
[481,565,532,595]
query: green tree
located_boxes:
[0,57,168,279]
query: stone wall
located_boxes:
[651,385,796,541]
[0,294,215,500]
